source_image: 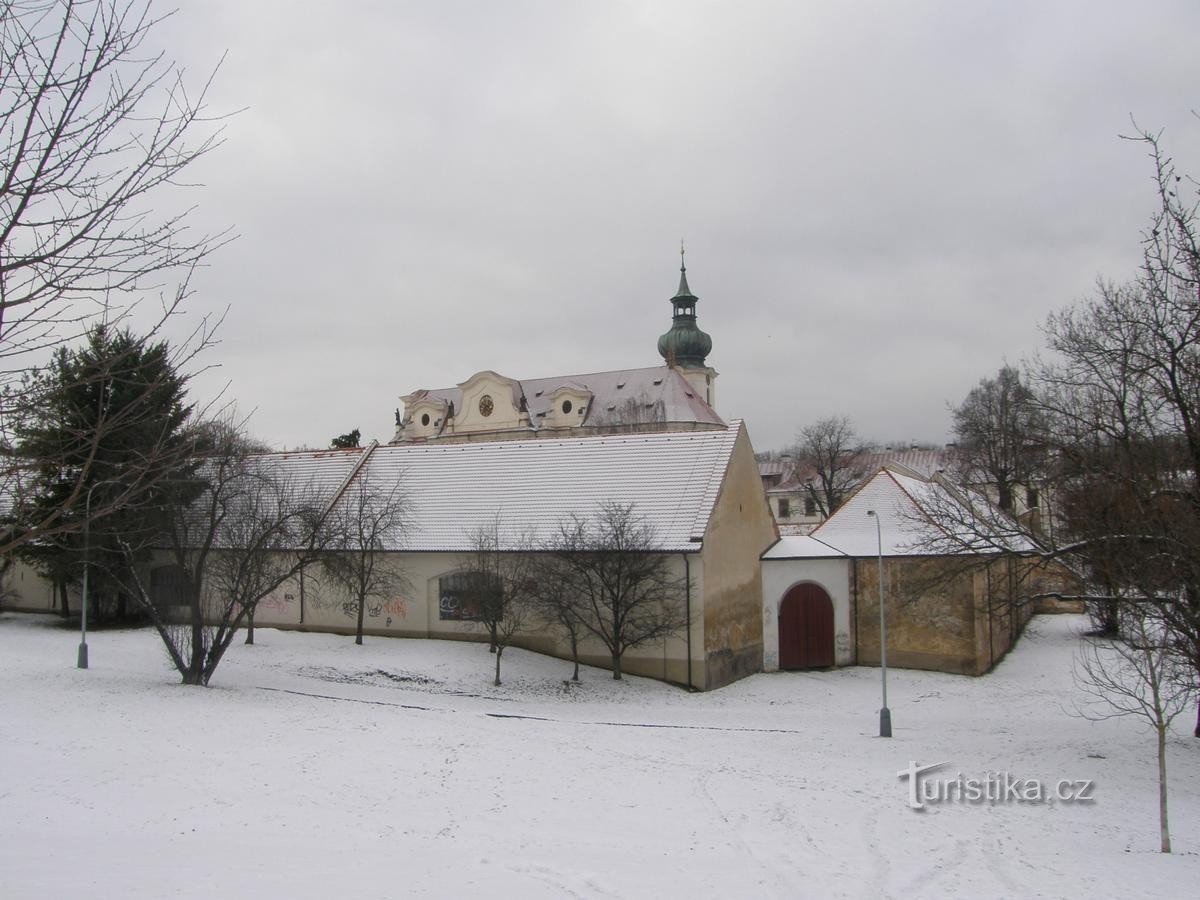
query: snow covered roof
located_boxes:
[759,447,956,495]
[409,365,723,433]
[809,466,1040,558]
[761,535,846,560]
[352,422,743,551]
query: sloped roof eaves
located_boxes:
[762,534,847,559]
[351,423,742,553]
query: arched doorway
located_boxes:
[779,583,835,669]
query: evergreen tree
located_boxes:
[13,325,199,623]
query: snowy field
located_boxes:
[2,613,1198,899]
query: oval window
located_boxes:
[561,399,573,414]
[421,413,430,426]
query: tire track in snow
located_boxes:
[258,686,805,733]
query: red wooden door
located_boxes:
[779,583,835,669]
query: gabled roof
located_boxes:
[354,421,743,551]
[808,466,1039,558]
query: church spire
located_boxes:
[657,244,712,368]
[676,238,693,297]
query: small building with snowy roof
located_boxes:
[762,465,1061,676]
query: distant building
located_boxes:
[760,447,957,534]
[392,254,720,444]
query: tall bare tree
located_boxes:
[550,502,687,680]
[790,416,867,517]
[0,0,229,556]
[118,421,328,685]
[951,366,1046,515]
[320,477,408,646]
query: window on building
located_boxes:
[438,572,498,621]
[778,498,790,518]
[1026,486,1040,509]
[804,497,817,517]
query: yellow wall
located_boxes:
[699,425,777,689]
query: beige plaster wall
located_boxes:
[2,560,60,612]
[250,549,704,686]
[853,556,980,674]
[851,554,1042,676]
[698,425,777,689]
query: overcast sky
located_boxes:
[147,0,1200,453]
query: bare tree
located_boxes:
[550,501,687,680]
[531,553,589,681]
[1032,125,1200,735]
[0,0,229,556]
[1074,606,1192,853]
[790,416,867,518]
[320,478,408,646]
[464,519,537,686]
[951,366,1047,515]
[117,421,328,685]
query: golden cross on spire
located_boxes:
[680,238,686,271]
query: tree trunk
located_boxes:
[355,596,365,645]
[1158,723,1172,853]
[996,479,1013,513]
[570,633,580,681]
[1194,698,1199,739]
[57,578,70,618]
[612,652,622,680]
[245,609,255,645]
[187,607,205,685]
[494,646,503,687]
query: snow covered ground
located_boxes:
[2,613,1198,899]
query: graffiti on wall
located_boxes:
[340,595,409,624]
[259,591,294,614]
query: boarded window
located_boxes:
[438,571,499,621]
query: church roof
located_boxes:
[355,420,744,551]
[408,365,723,432]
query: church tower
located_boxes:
[657,245,718,408]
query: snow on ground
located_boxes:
[1,613,1198,899]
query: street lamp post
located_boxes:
[77,479,123,669]
[867,510,892,737]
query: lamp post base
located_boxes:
[77,643,88,670]
[879,707,892,738]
